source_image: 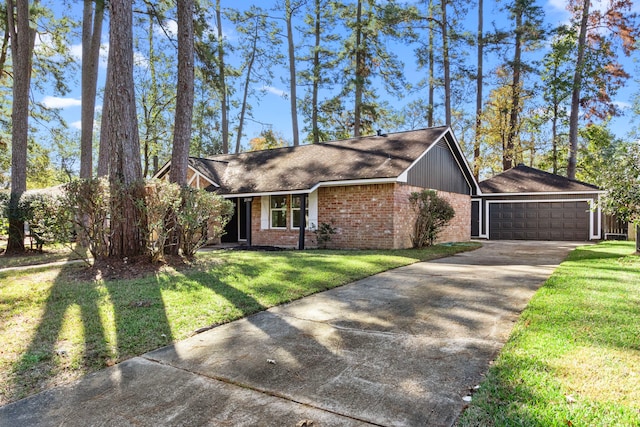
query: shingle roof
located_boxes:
[479,164,600,194]
[186,127,450,194]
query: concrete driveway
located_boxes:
[0,240,581,426]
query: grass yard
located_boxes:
[0,242,479,405]
[0,242,87,270]
[457,241,640,427]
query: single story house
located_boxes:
[155,126,479,249]
[471,164,604,241]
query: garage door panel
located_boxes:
[489,201,590,241]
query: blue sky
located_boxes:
[39,0,639,151]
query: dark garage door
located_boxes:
[489,201,590,241]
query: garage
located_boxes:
[472,164,603,242]
[488,201,590,241]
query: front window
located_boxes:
[291,195,309,229]
[270,195,287,228]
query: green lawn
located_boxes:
[0,242,479,405]
[457,241,640,427]
[0,242,87,270]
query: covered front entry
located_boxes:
[222,198,250,243]
[488,201,590,241]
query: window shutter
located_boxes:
[308,191,318,229]
[261,196,269,229]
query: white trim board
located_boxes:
[479,190,604,197]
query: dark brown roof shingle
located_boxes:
[479,164,600,194]
[189,127,449,194]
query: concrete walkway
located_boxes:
[0,241,581,427]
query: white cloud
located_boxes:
[41,96,82,109]
[71,121,82,130]
[154,19,178,38]
[547,0,566,12]
[262,86,289,98]
[613,101,632,110]
[133,51,150,68]
[70,43,83,61]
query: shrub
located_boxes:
[0,191,9,237]
[143,180,182,262]
[57,178,111,260]
[312,221,336,249]
[177,187,234,259]
[409,189,455,248]
[20,192,65,251]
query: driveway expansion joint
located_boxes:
[140,354,383,426]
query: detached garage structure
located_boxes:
[472,164,604,241]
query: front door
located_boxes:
[222,198,248,243]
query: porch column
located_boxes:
[244,198,252,246]
[298,193,306,250]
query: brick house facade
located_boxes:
[248,183,471,250]
[156,127,479,250]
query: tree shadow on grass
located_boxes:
[7,262,174,404]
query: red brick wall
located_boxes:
[393,184,422,248]
[317,184,396,249]
[250,184,470,249]
[433,190,471,243]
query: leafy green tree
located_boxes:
[272,0,305,146]
[299,0,340,143]
[135,2,175,178]
[566,0,640,179]
[50,128,80,183]
[502,0,545,171]
[576,123,620,185]
[540,26,574,174]
[598,141,640,253]
[230,5,283,153]
[335,0,415,137]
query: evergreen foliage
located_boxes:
[409,189,455,248]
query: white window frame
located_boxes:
[270,195,288,229]
[291,195,310,230]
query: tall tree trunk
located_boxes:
[353,0,363,137]
[6,0,35,253]
[427,0,434,127]
[142,9,155,178]
[0,12,9,75]
[286,0,299,146]
[552,103,558,174]
[235,19,258,154]
[105,0,146,259]
[166,0,195,256]
[169,0,194,185]
[97,55,111,177]
[441,0,451,126]
[567,0,589,179]
[505,5,523,171]
[473,0,483,179]
[216,0,229,154]
[311,0,321,143]
[80,0,104,179]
